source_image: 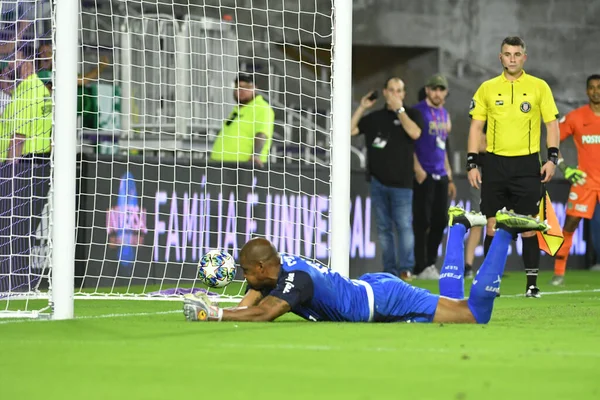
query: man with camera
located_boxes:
[350,77,423,280]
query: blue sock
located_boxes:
[467,229,512,324]
[439,224,466,299]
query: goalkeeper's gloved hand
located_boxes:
[183,292,222,322]
[559,163,587,186]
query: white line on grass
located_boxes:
[1,288,599,326]
[0,310,181,325]
[501,288,600,298]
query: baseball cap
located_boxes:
[0,60,8,70]
[37,70,52,85]
[236,72,254,84]
[426,74,448,89]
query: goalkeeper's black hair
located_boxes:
[240,237,279,266]
[586,74,600,87]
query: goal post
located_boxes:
[1,0,353,319]
[329,0,352,278]
[52,0,79,320]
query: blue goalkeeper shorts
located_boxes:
[358,273,439,323]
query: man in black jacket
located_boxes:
[350,77,423,279]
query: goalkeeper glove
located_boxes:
[559,162,587,186]
[183,292,222,322]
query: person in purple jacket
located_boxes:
[412,74,457,279]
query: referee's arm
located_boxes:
[467,87,487,188]
[8,133,25,160]
[545,120,560,152]
[468,119,486,154]
[468,86,487,154]
[540,119,560,183]
[540,81,561,183]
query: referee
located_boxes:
[0,52,52,293]
[466,36,560,298]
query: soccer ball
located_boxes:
[197,250,237,288]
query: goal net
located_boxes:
[1,0,349,318]
[0,0,54,318]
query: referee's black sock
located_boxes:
[484,234,494,257]
[522,236,540,288]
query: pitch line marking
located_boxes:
[0,288,599,325]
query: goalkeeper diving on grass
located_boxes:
[183,207,549,324]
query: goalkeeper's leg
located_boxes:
[467,209,548,323]
[554,185,596,285]
[439,207,486,299]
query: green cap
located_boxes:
[0,61,8,70]
[37,70,52,84]
[426,74,448,89]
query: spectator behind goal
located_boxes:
[210,72,275,168]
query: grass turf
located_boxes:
[1,270,599,400]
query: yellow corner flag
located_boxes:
[537,192,564,256]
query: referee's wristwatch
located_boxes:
[466,163,478,172]
[466,152,479,171]
[395,107,405,115]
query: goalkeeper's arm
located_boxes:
[238,288,264,308]
[221,296,291,322]
[186,294,290,322]
[557,157,587,186]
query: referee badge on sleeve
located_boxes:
[520,101,531,113]
[469,99,475,111]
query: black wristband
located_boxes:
[466,152,479,170]
[547,147,559,165]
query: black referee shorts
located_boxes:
[481,152,543,218]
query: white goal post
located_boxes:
[0,0,352,320]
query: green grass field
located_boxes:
[2,271,600,400]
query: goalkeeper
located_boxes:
[184,207,548,324]
[551,74,600,286]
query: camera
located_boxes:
[367,91,378,101]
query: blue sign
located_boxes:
[106,172,148,270]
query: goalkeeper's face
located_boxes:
[240,262,268,289]
[587,79,600,105]
[239,237,280,289]
[239,257,280,290]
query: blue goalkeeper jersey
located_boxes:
[254,254,373,322]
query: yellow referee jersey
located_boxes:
[469,70,559,156]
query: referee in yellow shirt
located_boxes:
[467,36,560,298]
[0,53,52,293]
